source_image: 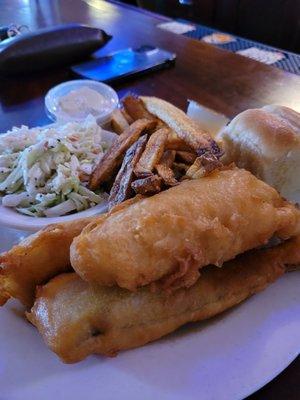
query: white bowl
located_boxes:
[0,201,108,232]
[45,79,119,126]
[0,127,117,232]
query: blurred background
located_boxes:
[121,0,300,53]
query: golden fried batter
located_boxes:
[70,168,300,291]
[28,236,300,363]
[0,216,95,307]
[0,194,147,307]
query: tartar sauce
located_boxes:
[58,86,110,119]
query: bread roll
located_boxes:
[218,105,300,203]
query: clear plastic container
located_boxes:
[45,79,119,126]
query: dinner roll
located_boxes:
[218,105,300,203]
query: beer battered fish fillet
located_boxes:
[27,236,300,363]
[0,196,143,307]
[0,216,94,307]
[70,168,300,291]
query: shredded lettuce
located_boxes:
[0,116,116,217]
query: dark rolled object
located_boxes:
[0,24,112,75]
[0,26,9,41]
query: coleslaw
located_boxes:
[0,116,116,217]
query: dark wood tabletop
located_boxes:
[0,1,299,398]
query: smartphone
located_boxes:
[71,45,176,83]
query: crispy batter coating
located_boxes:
[28,236,300,363]
[0,217,95,307]
[70,168,300,291]
[0,193,147,308]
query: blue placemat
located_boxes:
[179,21,300,75]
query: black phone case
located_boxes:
[71,46,176,83]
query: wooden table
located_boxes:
[0,1,299,398]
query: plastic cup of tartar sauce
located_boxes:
[45,80,119,126]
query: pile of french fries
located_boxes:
[89,95,223,210]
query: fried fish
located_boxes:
[70,168,300,291]
[0,217,95,307]
[0,194,146,307]
[28,236,300,363]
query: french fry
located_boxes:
[134,128,169,177]
[176,151,197,164]
[186,155,222,179]
[121,108,134,124]
[108,135,148,209]
[165,131,191,152]
[123,95,156,121]
[156,165,178,186]
[111,109,130,134]
[186,133,218,157]
[186,158,206,179]
[89,119,157,190]
[156,150,178,186]
[173,162,190,181]
[141,96,223,159]
[159,150,175,168]
[131,174,162,195]
[173,162,189,172]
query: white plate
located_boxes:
[0,228,299,400]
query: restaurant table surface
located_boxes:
[0,0,299,399]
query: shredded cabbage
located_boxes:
[0,116,114,217]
